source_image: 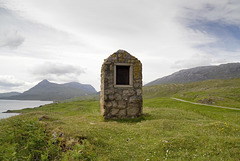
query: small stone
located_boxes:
[114,93,122,100]
[129,90,136,95]
[38,115,49,121]
[104,95,108,101]
[112,101,118,108]
[105,102,112,108]
[104,90,111,95]
[129,96,140,102]
[127,106,140,116]
[136,89,142,96]
[108,94,114,100]
[111,108,119,115]
[123,90,129,95]
[118,101,126,109]
[133,83,139,88]
[118,109,126,117]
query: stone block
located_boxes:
[123,90,129,95]
[105,101,112,108]
[114,93,122,101]
[136,89,142,96]
[129,96,141,102]
[112,101,118,108]
[108,94,114,100]
[111,108,119,115]
[118,101,126,109]
[104,95,108,101]
[118,109,126,117]
[127,106,140,116]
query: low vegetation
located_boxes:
[0,79,240,160]
[144,78,240,108]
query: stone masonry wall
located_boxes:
[100,50,142,119]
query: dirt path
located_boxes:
[171,97,240,111]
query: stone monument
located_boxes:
[100,50,142,119]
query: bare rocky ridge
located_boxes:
[146,63,240,86]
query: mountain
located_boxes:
[0,92,21,98]
[63,82,96,92]
[146,63,240,86]
[5,80,97,101]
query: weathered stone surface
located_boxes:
[123,89,135,95]
[122,90,129,95]
[100,50,142,119]
[108,94,114,100]
[111,108,119,115]
[105,101,112,108]
[112,101,118,108]
[118,101,126,109]
[104,95,108,101]
[127,106,140,116]
[118,109,126,117]
[134,83,141,88]
[129,96,141,102]
[136,89,142,96]
[114,93,122,101]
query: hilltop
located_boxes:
[146,63,240,86]
[1,80,97,101]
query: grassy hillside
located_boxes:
[144,78,240,108]
[0,79,240,160]
[1,100,240,160]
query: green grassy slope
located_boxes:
[144,78,240,108]
[1,98,240,160]
[1,79,240,160]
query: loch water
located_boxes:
[0,100,52,119]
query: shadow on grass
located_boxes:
[104,113,152,123]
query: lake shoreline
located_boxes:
[0,100,53,120]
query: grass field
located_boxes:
[0,79,240,160]
[144,78,240,108]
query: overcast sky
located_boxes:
[0,0,240,92]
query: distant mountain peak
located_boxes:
[3,80,97,101]
[39,79,50,84]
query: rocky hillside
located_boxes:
[146,63,240,86]
[4,80,97,101]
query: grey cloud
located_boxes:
[0,29,25,48]
[32,62,85,82]
[171,53,213,69]
[0,81,22,87]
[179,1,240,53]
[0,7,25,48]
[0,76,24,88]
[33,62,85,75]
[181,1,240,29]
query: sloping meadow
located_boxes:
[143,78,240,108]
[0,79,240,160]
